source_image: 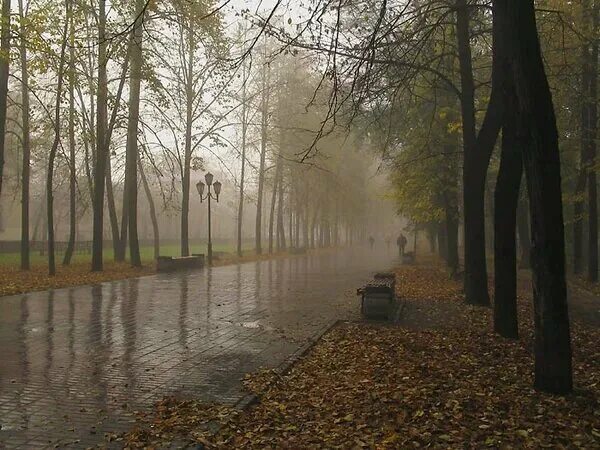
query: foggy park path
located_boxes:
[0,246,396,448]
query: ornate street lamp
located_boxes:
[196,172,221,265]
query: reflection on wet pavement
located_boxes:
[0,247,395,448]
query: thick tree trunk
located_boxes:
[92,0,108,272]
[0,0,10,199]
[18,0,30,270]
[63,11,76,266]
[123,0,144,267]
[504,0,572,394]
[493,82,521,339]
[47,0,70,276]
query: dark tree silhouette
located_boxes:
[501,0,573,394]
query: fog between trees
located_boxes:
[0,0,595,393]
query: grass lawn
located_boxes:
[0,242,251,267]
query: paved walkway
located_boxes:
[0,247,396,448]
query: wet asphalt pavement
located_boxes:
[0,246,396,448]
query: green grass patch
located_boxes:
[0,242,254,267]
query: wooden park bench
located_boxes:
[357,272,398,320]
[156,254,205,272]
[31,240,92,256]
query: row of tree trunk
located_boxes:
[433,0,573,395]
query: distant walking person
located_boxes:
[397,233,407,257]
[368,236,375,249]
[385,236,391,251]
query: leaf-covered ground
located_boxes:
[119,265,599,449]
[0,261,155,297]
[0,251,294,298]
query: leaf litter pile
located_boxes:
[0,262,155,297]
[0,251,296,298]
[121,266,599,449]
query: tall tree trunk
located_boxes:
[438,221,448,261]
[92,0,108,272]
[180,26,194,257]
[443,189,459,275]
[268,157,279,254]
[493,80,521,339]
[574,0,592,275]
[587,1,599,282]
[106,156,124,259]
[106,37,131,262]
[138,156,159,259]
[303,197,309,248]
[456,0,491,306]
[237,57,248,257]
[277,173,286,251]
[573,172,586,274]
[81,102,94,199]
[47,0,70,276]
[0,0,10,198]
[295,201,301,248]
[255,57,270,254]
[288,194,293,248]
[123,0,144,267]
[503,0,572,394]
[63,9,76,266]
[18,0,30,270]
[426,225,436,253]
[310,206,318,249]
[32,197,42,242]
[119,175,129,257]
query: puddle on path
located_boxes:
[236,320,261,329]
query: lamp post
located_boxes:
[196,172,222,265]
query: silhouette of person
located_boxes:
[368,236,375,249]
[397,233,407,257]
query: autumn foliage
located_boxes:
[0,262,154,297]
[120,266,599,449]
